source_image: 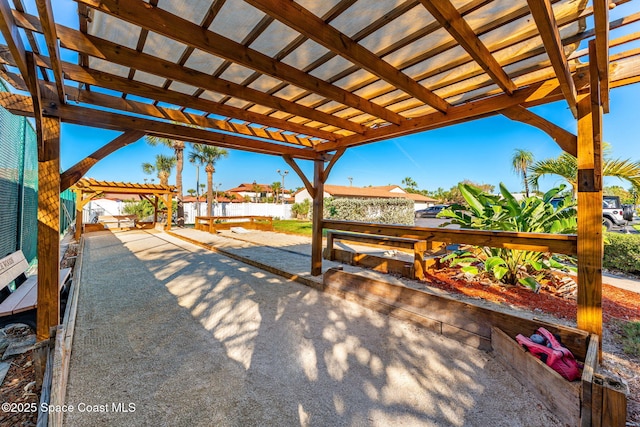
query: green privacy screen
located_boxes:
[0,80,75,263]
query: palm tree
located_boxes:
[142,154,176,186]
[271,181,281,203]
[511,149,534,197]
[146,136,185,226]
[188,144,228,216]
[529,148,640,198]
[402,177,418,191]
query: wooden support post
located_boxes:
[74,189,83,240]
[311,159,325,276]
[165,193,172,231]
[153,195,159,224]
[413,240,427,281]
[37,116,61,341]
[576,90,603,340]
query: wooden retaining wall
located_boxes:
[322,268,628,426]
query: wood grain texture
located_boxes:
[36,116,61,341]
[491,327,580,426]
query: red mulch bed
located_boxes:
[424,270,640,323]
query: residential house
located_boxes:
[227,182,290,202]
[294,184,437,210]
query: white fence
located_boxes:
[183,202,292,224]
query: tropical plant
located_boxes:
[439,183,577,289]
[271,181,282,203]
[511,149,534,197]
[291,199,310,219]
[142,154,176,186]
[146,135,185,226]
[529,146,640,198]
[402,177,418,192]
[252,182,263,203]
[188,144,228,216]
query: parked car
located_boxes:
[550,195,634,230]
[415,204,449,218]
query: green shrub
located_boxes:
[323,197,414,225]
[603,232,640,274]
[439,184,577,288]
[291,199,310,219]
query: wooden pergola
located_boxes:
[0,0,639,341]
[71,178,177,239]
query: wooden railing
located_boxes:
[195,216,274,233]
[321,220,578,255]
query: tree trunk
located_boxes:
[175,148,184,226]
[523,171,530,197]
[206,165,214,216]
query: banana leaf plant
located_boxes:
[438,183,577,290]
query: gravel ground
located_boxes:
[64,229,564,426]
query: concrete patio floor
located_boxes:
[64,229,563,426]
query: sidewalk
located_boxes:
[64,229,564,426]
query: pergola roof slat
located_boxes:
[0,0,633,154]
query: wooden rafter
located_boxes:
[10,10,364,135]
[526,0,578,117]
[75,0,407,126]
[418,0,516,95]
[317,73,590,152]
[593,0,610,112]
[0,91,321,160]
[64,86,317,147]
[0,0,28,78]
[34,0,64,103]
[501,106,577,156]
[12,0,49,81]
[246,0,449,113]
[0,43,338,141]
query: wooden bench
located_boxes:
[0,250,71,328]
[324,230,440,280]
[195,216,274,233]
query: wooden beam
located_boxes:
[283,155,315,199]
[593,0,610,113]
[52,24,365,134]
[0,38,339,142]
[63,86,318,147]
[12,0,51,83]
[419,0,517,95]
[24,52,45,157]
[526,0,578,117]
[0,92,322,160]
[60,130,146,191]
[501,106,577,156]
[0,0,29,78]
[317,73,589,151]
[576,42,603,339]
[36,114,61,341]
[8,10,359,136]
[322,148,345,183]
[246,0,449,113]
[311,160,325,276]
[322,220,578,255]
[34,0,65,103]
[76,0,406,126]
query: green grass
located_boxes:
[634,224,640,232]
[273,219,313,236]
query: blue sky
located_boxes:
[61,83,640,195]
[8,1,640,195]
